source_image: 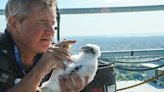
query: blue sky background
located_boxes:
[0,0,164,37]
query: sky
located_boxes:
[0,0,164,37]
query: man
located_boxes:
[0,0,87,92]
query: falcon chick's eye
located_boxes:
[88,47,95,55]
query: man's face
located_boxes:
[15,7,56,53]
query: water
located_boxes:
[59,36,164,61]
[61,36,164,52]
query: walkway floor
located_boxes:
[116,81,164,92]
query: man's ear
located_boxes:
[7,16,19,31]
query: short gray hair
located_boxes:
[5,0,56,23]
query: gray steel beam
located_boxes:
[59,5,164,14]
[0,9,4,15]
[1,5,164,15]
[101,49,164,57]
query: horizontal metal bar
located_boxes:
[0,9,4,15]
[1,5,164,15]
[59,5,164,14]
[101,49,164,57]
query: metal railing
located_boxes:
[1,5,164,15]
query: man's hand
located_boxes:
[34,39,76,76]
[59,74,89,92]
[55,39,76,49]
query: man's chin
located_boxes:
[38,48,49,53]
[37,51,45,54]
[36,44,50,53]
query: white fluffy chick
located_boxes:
[40,44,101,92]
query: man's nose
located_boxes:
[46,26,55,35]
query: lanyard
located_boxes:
[14,45,27,75]
[14,45,49,83]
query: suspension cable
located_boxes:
[116,72,164,91]
[106,57,164,64]
[115,64,164,71]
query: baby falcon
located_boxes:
[40,44,101,92]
